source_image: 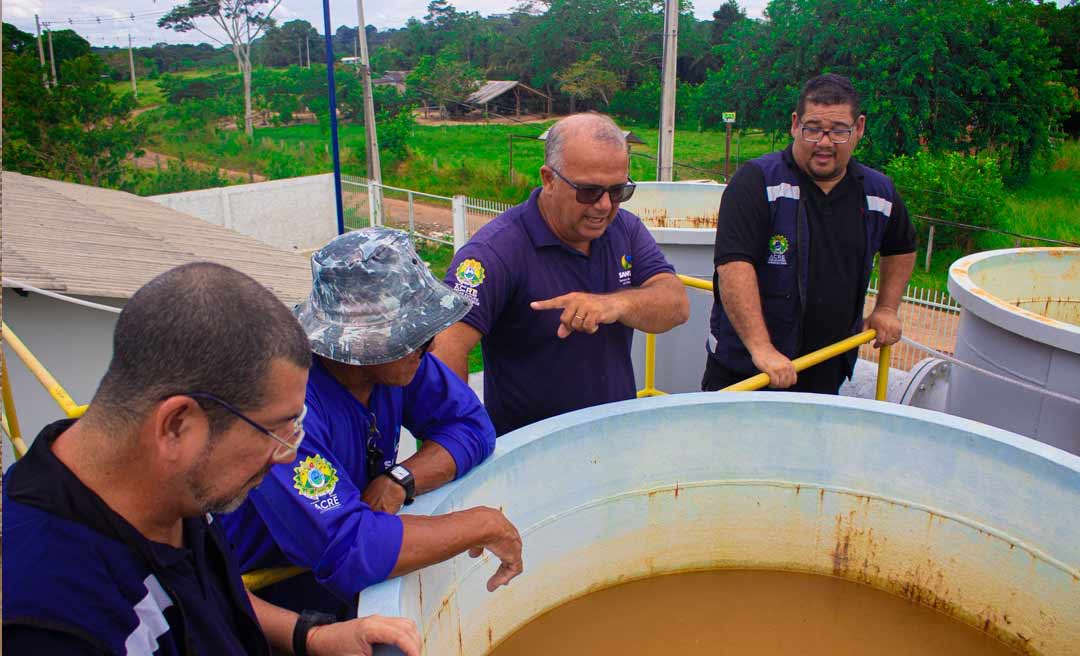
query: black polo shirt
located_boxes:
[3,420,269,655]
[713,146,916,388]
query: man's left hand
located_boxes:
[530,292,626,339]
[308,615,421,656]
[864,307,902,348]
[361,475,407,514]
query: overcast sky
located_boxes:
[5,1,768,48]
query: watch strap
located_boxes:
[292,610,336,656]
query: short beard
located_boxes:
[188,438,272,515]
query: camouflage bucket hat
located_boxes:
[295,227,472,366]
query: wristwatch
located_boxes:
[384,464,416,506]
[293,610,336,656]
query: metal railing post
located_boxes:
[1,352,29,459]
[452,196,468,252]
[924,225,935,273]
[875,344,892,401]
[408,190,415,239]
[636,333,662,398]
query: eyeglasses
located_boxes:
[548,166,636,205]
[185,391,307,459]
[799,124,853,144]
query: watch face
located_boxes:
[391,465,408,480]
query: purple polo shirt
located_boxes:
[445,187,675,435]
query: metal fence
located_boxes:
[341,176,511,248]
[860,277,961,371]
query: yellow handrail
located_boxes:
[640,276,892,401]
[242,565,308,592]
[1,321,88,419]
[721,329,878,391]
[1,351,30,459]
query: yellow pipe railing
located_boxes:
[1,352,30,459]
[242,565,308,592]
[721,329,879,392]
[640,276,891,401]
[1,321,88,420]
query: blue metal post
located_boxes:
[322,0,345,235]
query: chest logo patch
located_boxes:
[294,454,339,500]
[455,259,486,287]
[768,234,790,266]
[620,254,633,270]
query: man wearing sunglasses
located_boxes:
[434,113,690,435]
[704,74,916,394]
[3,262,420,656]
[219,228,520,619]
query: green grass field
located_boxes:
[145,118,775,203]
[141,108,1077,291]
[110,77,166,107]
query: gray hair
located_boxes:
[544,113,628,170]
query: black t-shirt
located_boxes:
[713,147,916,379]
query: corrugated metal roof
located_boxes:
[1,172,313,306]
[466,80,523,105]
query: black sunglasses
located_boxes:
[548,166,636,205]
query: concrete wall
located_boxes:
[632,228,717,394]
[3,289,122,469]
[150,174,338,252]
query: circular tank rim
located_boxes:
[358,392,1080,627]
[947,247,1080,355]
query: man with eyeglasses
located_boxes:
[433,112,690,435]
[703,73,916,393]
[219,228,520,619]
[3,262,420,656]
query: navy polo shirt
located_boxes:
[446,187,675,435]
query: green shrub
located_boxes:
[886,151,1006,251]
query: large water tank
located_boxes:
[363,394,1080,655]
[946,248,1080,454]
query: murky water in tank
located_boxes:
[487,570,1018,655]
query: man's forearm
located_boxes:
[400,440,456,495]
[876,253,916,312]
[613,274,690,333]
[431,324,480,382]
[390,509,494,578]
[249,590,297,653]
[717,262,774,354]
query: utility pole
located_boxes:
[656,0,679,181]
[46,24,58,87]
[128,35,138,98]
[354,34,359,71]
[298,39,303,68]
[306,35,311,68]
[34,15,49,89]
[356,1,383,226]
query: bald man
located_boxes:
[432,113,689,435]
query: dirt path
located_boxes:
[130,149,268,183]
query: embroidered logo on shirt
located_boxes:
[618,254,633,285]
[767,234,790,266]
[293,454,339,500]
[455,259,486,287]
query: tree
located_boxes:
[159,0,281,138]
[253,19,323,68]
[556,53,621,110]
[3,52,143,187]
[701,0,1072,183]
[44,29,92,67]
[406,49,481,115]
[2,22,37,56]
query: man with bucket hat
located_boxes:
[219,228,521,619]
